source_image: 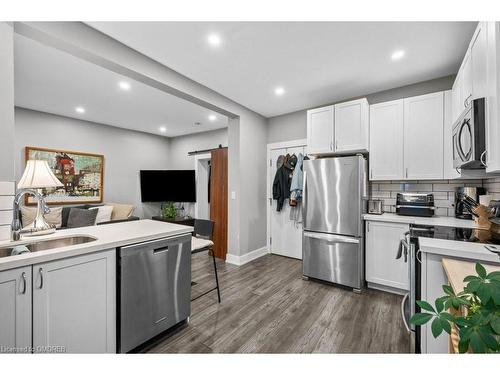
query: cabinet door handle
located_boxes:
[335,140,338,150]
[480,150,487,167]
[405,168,408,178]
[367,221,370,232]
[370,169,373,179]
[20,272,26,295]
[38,268,44,289]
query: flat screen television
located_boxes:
[140,170,196,202]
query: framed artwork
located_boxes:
[25,146,104,205]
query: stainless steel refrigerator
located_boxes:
[302,155,368,291]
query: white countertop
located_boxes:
[0,219,193,272]
[419,236,500,263]
[363,213,479,228]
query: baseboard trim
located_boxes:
[226,246,268,266]
[367,282,407,296]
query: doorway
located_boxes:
[266,139,307,260]
[194,153,211,220]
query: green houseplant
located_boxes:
[162,201,177,219]
[410,263,500,353]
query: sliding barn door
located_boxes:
[210,148,228,260]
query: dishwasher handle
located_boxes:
[153,246,169,254]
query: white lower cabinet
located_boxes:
[365,221,409,291]
[33,250,116,353]
[0,266,32,351]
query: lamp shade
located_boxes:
[18,160,64,189]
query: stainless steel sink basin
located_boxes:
[0,236,97,258]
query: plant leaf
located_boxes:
[417,300,435,313]
[458,339,469,353]
[476,263,487,278]
[431,317,443,338]
[435,297,445,313]
[442,284,454,295]
[464,275,480,282]
[469,332,486,353]
[410,313,433,325]
[478,327,500,351]
[439,317,452,335]
[491,315,500,335]
[487,271,500,281]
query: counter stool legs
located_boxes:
[210,248,221,303]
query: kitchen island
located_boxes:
[419,232,500,353]
[0,219,193,353]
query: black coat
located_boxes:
[272,165,293,212]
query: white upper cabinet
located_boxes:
[0,266,32,350]
[403,92,444,180]
[462,52,473,105]
[471,22,488,100]
[369,99,404,180]
[443,90,461,179]
[486,22,500,173]
[306,105,334,154]
[334,98,369,153]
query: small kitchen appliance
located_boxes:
[396,193,435,217]
[452,98,486,169]
[455,186,486,219]
[368,199,383,215]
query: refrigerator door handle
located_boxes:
[303,231,360,244]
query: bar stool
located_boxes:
[191,219,221,303]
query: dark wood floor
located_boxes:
[146,253,410,353]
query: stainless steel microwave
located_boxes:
[452,98,486,170]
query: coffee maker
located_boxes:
[455,187,486,219]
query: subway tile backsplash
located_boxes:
[370,179,485,216]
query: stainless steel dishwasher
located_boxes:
[117,233,191,353]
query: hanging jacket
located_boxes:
[289,153,304,205]
[272,154,294,212]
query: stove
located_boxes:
[410,224,500,245]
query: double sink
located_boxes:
[0,235,97,259]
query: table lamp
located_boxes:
[17,160,64,236]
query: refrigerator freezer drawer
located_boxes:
[303,231,362,289]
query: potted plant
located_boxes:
[410,263,500,353]
[162,201,177,220]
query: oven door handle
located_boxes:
[401,292,411,333]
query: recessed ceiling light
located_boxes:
[274,87,285,96]
[159,126,167,133]
[391,50,405,61]
[208,114,217,122]
[75,106,85,114]
[118,81,131,91]
[207,33,222,47]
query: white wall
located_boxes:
[168,128,227,170]
[15,108,171,218]
[267,75,456,144]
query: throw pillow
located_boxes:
[89,205,113,224]
[107,203,135,220]
[21,206,63,228]
[66,208,98,228]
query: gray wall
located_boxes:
[168,128,228,170]
[0,23,15,181]
[15,108,171,218]
[266,75,456,144]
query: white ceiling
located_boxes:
[87,22,477,117]
[14,34,228,138]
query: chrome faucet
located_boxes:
[11,189,52,241]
